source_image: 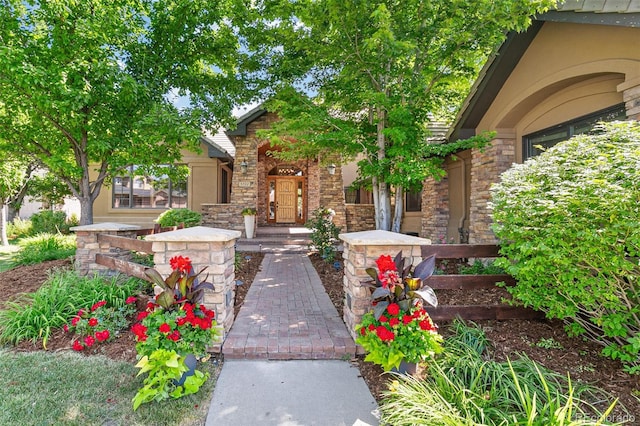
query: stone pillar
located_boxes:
[469,138,515,244]
[71,222,141,277]
[145,226,242,343]
[420,176,449,241]
[318,155,347,230]
[339,230,431,344]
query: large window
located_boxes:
[112,165,187,209]
[523,104,626,160]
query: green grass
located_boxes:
[0,350,219,425]
[0,244,21,272]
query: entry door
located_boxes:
[276,179,297,223]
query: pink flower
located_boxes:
[63,324,69,333]
[77,309,85,317]
[71,317,80,327]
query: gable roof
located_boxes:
[448,4,640,142]
[201,128,235,160]
[225,104,267,136]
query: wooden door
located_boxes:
[276,179,297,223]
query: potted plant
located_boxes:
[355,252,443,372]
[241,207,257,239]
[130,255,220,409]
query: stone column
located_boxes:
[620,78,640,120]
[469,138,515,244]
[420,176,449,241]
[71,222,141,277]
[144,226,242,343]
[339,230,431,344]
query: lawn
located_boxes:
[0,244,20,272]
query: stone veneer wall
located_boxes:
[468,139,515,244]
[622,80,640,120]
[72,224,241,347]
[339,230,431,344]
[201,203,244,231]
[318,154,347,230]
[420,176,449,241]
[345,204,375,232]
[72,222,141,276]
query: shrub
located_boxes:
[491,121,640,373]
[6,217,32,240]
[155,208,201,228]
[30,210,70,234]
[305,207,340,262]
[11,233,76,266]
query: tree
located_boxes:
[253,0,554,231]
[0,0,257,225]
[0,156,33,246]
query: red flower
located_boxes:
[360,327,366,336]
[88,318,99,327]
[170,256,192,273]
[368,324,376,332]
[71,316,80,327]
[63,324,69,333]
[91,301,107,312]
[379,315,388,323]
[72,340,84,351]
[131,323,148,341]
[146,302,157,311]
[136,311,149,321]
[387,303,400,316]
[167,330,180,341]
[419,319,435,331]
[77,309,85,317]
[176,317,187,326]
[84,335,95,347]
[388,317,400,327]
[95,330,110,342]
[125,296,137,304]
[375,255,397,274]
[375,325,395,342]
[159,323,171,333]
[412,309,426,319]
[402,314,413,325]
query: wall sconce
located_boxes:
[327,163,336,175]
[240,160,248,174]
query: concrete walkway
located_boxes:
[206,253,379,425]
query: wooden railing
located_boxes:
[95,233,153,282]
[421,244,543,321]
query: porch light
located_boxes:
[327,164,336,175]
[240,160,248,174]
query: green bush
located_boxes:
[305,207,341,263]
[30,210,70,234]
[155,208,201,228]
[11,233,76,266]
[6,217,32,240]
[491,121,640,373]
[458,259,505,275]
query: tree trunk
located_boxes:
[391,185,403,233]
[7,204,18,224]
[79,196,94,225]
[1,204,8,246]
[378,182,391,231]
[375,105,391,231]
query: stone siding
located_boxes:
[420,176,449,241]
[345,204,375,232]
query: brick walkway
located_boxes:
[222,253,357,359]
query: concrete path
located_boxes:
[207,252,379,425]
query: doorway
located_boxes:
[267,176,306,225]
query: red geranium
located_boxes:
[91,301,107,312]
[388,317,400,327]
[125,296,137,304]
[88,318,98,327]
[387,303,400,316]
[376,325,395,342]
[158,323,171,333]
[136,311,149,321]
[95,330,110,342]
[84,335,95,347]
[72,340,84,351]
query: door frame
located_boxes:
[266,176,306,225]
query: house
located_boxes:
[421,1,640,244]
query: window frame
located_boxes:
[111,165,188,209]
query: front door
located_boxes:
[276,179,297,223]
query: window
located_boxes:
[344,187,373,204]
[523,104,626,160]
[112,165,187,209]
[405,190,422,212]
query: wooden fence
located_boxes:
[94,233,153,282]
[420,244,543,321]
